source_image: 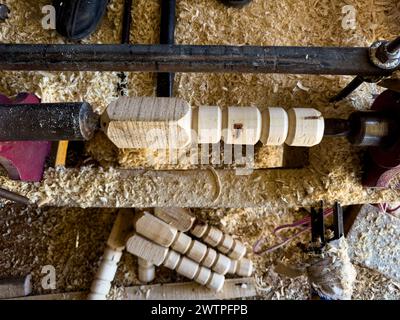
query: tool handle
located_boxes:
[0,102,99,141]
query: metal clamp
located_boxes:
[370,40,400,70]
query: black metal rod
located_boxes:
[0,187,30,205]
[333,202,344,240]
[157,0,176,97]
[121,0,133,45]
[329,75,365,102]
[0,102,99,141]
[311,206,325,244]
[324,118,350,137]
[0,44,391,76]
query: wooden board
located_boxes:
[9,278,257,300]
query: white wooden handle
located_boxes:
[87,247,123,300]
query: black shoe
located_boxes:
[219,0,252,7]
[53,0,109,40]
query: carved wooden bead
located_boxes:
[222,106,262,145]
[218,235,235,255]
[285,108,325,147]
[194,106,222,144]
[236,258,253,277]
[163,250,181,270]
[212,253,231,275]
[202,248,218,268]
[229,241,247,260]
[191,223,209,238]
[260,107,289,145]
[171,232,192,254]
[176,257,199,280]
[204,227,224,247]
[186,240,208,263]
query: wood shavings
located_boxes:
[207,165,222,203]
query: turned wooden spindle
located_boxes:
[88,209,134,300]
[138,258,156,283]
[134,212,232,275]
[154,207,196,232]
[153,207,252,276]
[191,222,247,261]
[101,96,325,149]
[126,234,225,291]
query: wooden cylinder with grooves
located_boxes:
[191,222,247,260]
[222,106,262,145]
[212,253,231,275]
[171,232,192,254]
[186,240,208,263]
[230,241,247,260]
[203,226,224,247]
[101,96,192,149]
[134,212,178,247]
[193,106,222,144]
[236,258,253,277]
[285,108,325,147]
[260,107,289,145]
[218,235,235,255]
[202,247,218,268]
[138,258,156,283]
[154,207,196,232]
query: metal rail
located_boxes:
[0,44,392,76]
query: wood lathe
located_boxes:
[0,90,400,187]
